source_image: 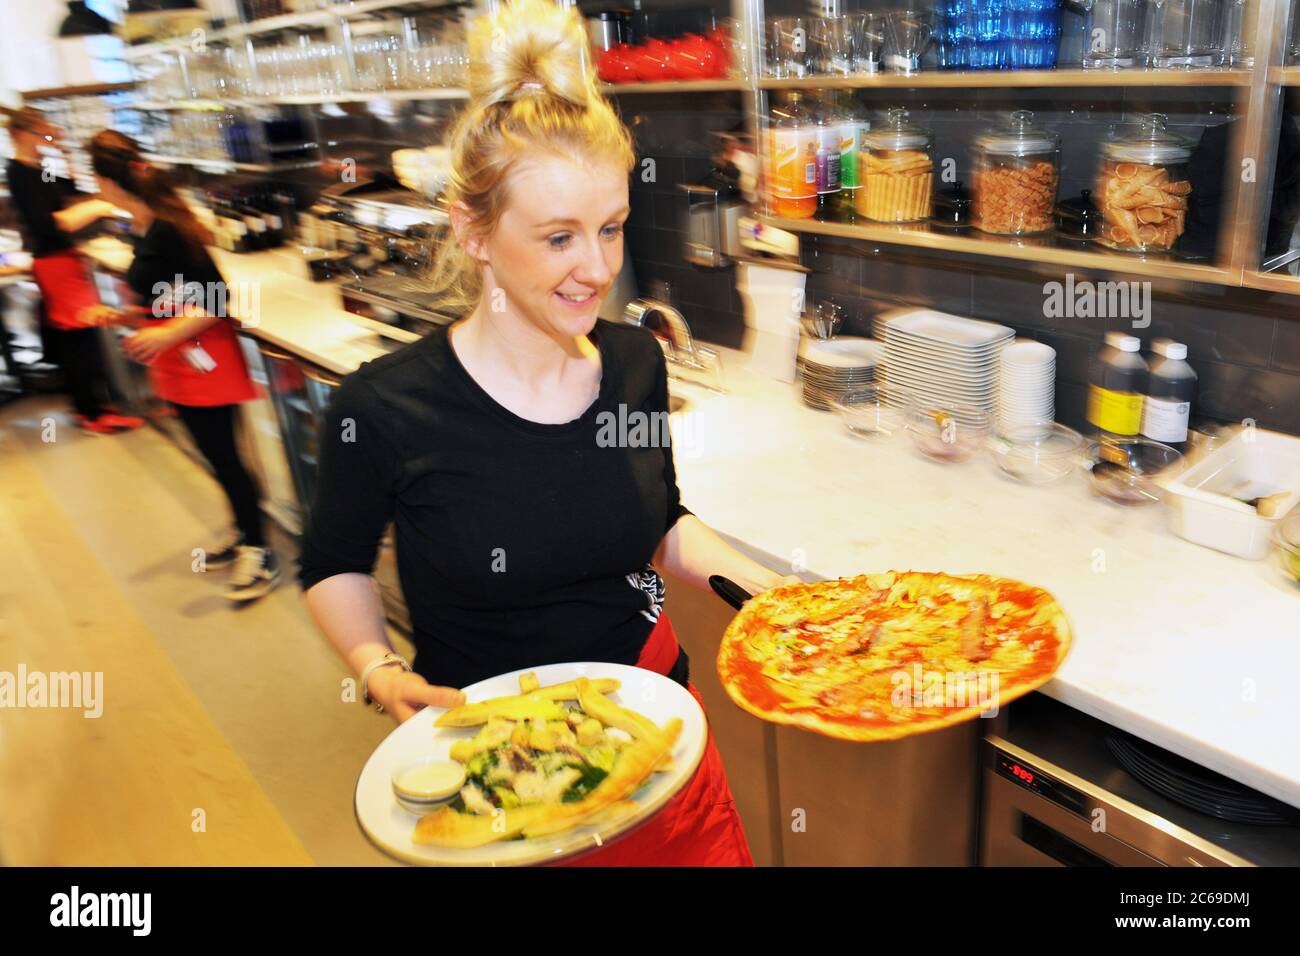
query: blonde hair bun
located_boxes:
[469,0,594,108]
[428,0,635,314]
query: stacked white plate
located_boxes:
[800,337,883,411]
[879,310,1014,419]
[998,340,1056,435]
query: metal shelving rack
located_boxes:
[108,0,1300,293]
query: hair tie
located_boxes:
[512,80,546,98]
[131,159,149,173]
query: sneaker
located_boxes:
[96,412,144,430]
[79,416,122,436]
[204,529,245,569]
[226,546,281,602]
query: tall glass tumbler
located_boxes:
[853,12,887,72]
[813,15,857,75]
[1147,0,1226,68]
[768,17,813,77]
[1081,0,1151,68]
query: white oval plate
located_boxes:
[354,661,707,867]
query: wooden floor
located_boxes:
[0,394,406,865]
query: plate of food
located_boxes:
[713,570,1071,742]
[354,662,707,866]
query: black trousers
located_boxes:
[172,403,266,548]
[59,327,113,419]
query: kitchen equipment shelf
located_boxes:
[123,0,467,62]
[759,214,1236,286]
[760,69,1255,90]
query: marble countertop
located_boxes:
[85,244,1300,810]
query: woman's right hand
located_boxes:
[367,666,466,724]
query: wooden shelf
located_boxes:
[142,153,321,173]
[601,79,749,94]
[1271,67,1300,86]
[130,89,468,110]
[123,0,463,61]
[760,68,1253,90]
[1241,269,1300,293]
[21,81,137,101]
[760,214,1235,286]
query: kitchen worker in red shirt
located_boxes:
[2,105,142,434]
[88,130,279,602]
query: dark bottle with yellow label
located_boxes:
[1088,332,1148,440]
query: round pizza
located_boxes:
[716,571,1071,742]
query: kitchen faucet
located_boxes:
[621,297,725,392]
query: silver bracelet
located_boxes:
[359,653,411,712]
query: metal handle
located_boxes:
[708,575,753,611]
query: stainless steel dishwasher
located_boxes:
[981,694,1300,866]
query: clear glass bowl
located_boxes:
[835,384,913,439]
[1083,438,1183,505]
[991,421,1083,483]
[908,402,991,462]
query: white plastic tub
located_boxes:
[1165,427,1300,559]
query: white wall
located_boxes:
[0,0,71,103]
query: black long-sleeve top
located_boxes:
[5,159,78,257]
[298,319,691,689]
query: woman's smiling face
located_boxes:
[476,153,629,340]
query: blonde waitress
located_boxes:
[299,0,792,866]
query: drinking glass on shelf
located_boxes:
[1147,0,1226,68]
[885,10,934,74]
[813,15,857,75]
[1225,0,1256,68]
[1080,0,1151,68]
[852,12,887,73]
[768,17,812,77]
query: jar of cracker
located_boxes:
[972,110,1060,236]
[857,108,934,223]
[1096,113,1194,253]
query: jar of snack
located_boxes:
[972,110,1060,236]
[1096,113,1194,253]
[857,108,933,223]
[766,92,818,220]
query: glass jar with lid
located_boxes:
[972,110,1060,236]
[856,108,934,223]
[1096,113,1194,252]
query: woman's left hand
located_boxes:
[122,326,180,363]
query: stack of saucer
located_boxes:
[998,340,1056,435]
[800,337,883,411]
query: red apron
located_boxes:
[554,613,755,867]
[29,251,101,330]
[140,314,257,407]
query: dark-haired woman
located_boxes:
[2,106,142,434]
[88,130,279,602]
